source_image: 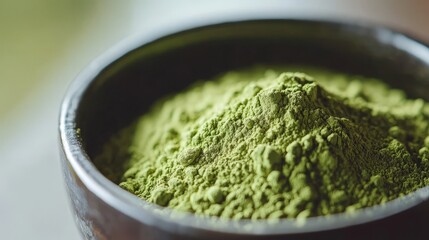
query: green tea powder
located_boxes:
[95,67,429,220]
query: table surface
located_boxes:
[0,1,428,239]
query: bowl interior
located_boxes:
[76,20,429,182]
[66,19,429,235]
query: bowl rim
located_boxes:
[59,17,429,236]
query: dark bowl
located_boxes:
[59,18,429,240]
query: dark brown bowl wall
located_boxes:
[59,19,429,240]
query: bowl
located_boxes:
[59,18,429,240]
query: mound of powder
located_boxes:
[95,68,429,220]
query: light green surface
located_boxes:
[0,0,90,118]
[0,1,133,239]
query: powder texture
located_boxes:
[94,67,429,220]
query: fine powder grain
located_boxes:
[94,67,429,220]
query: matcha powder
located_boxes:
[95,67,429,220]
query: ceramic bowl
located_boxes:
[59,18,429,240]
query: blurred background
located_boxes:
[0,0,428,239]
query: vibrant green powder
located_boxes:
[94,67,429,220]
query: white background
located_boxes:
[0,1,428,239]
